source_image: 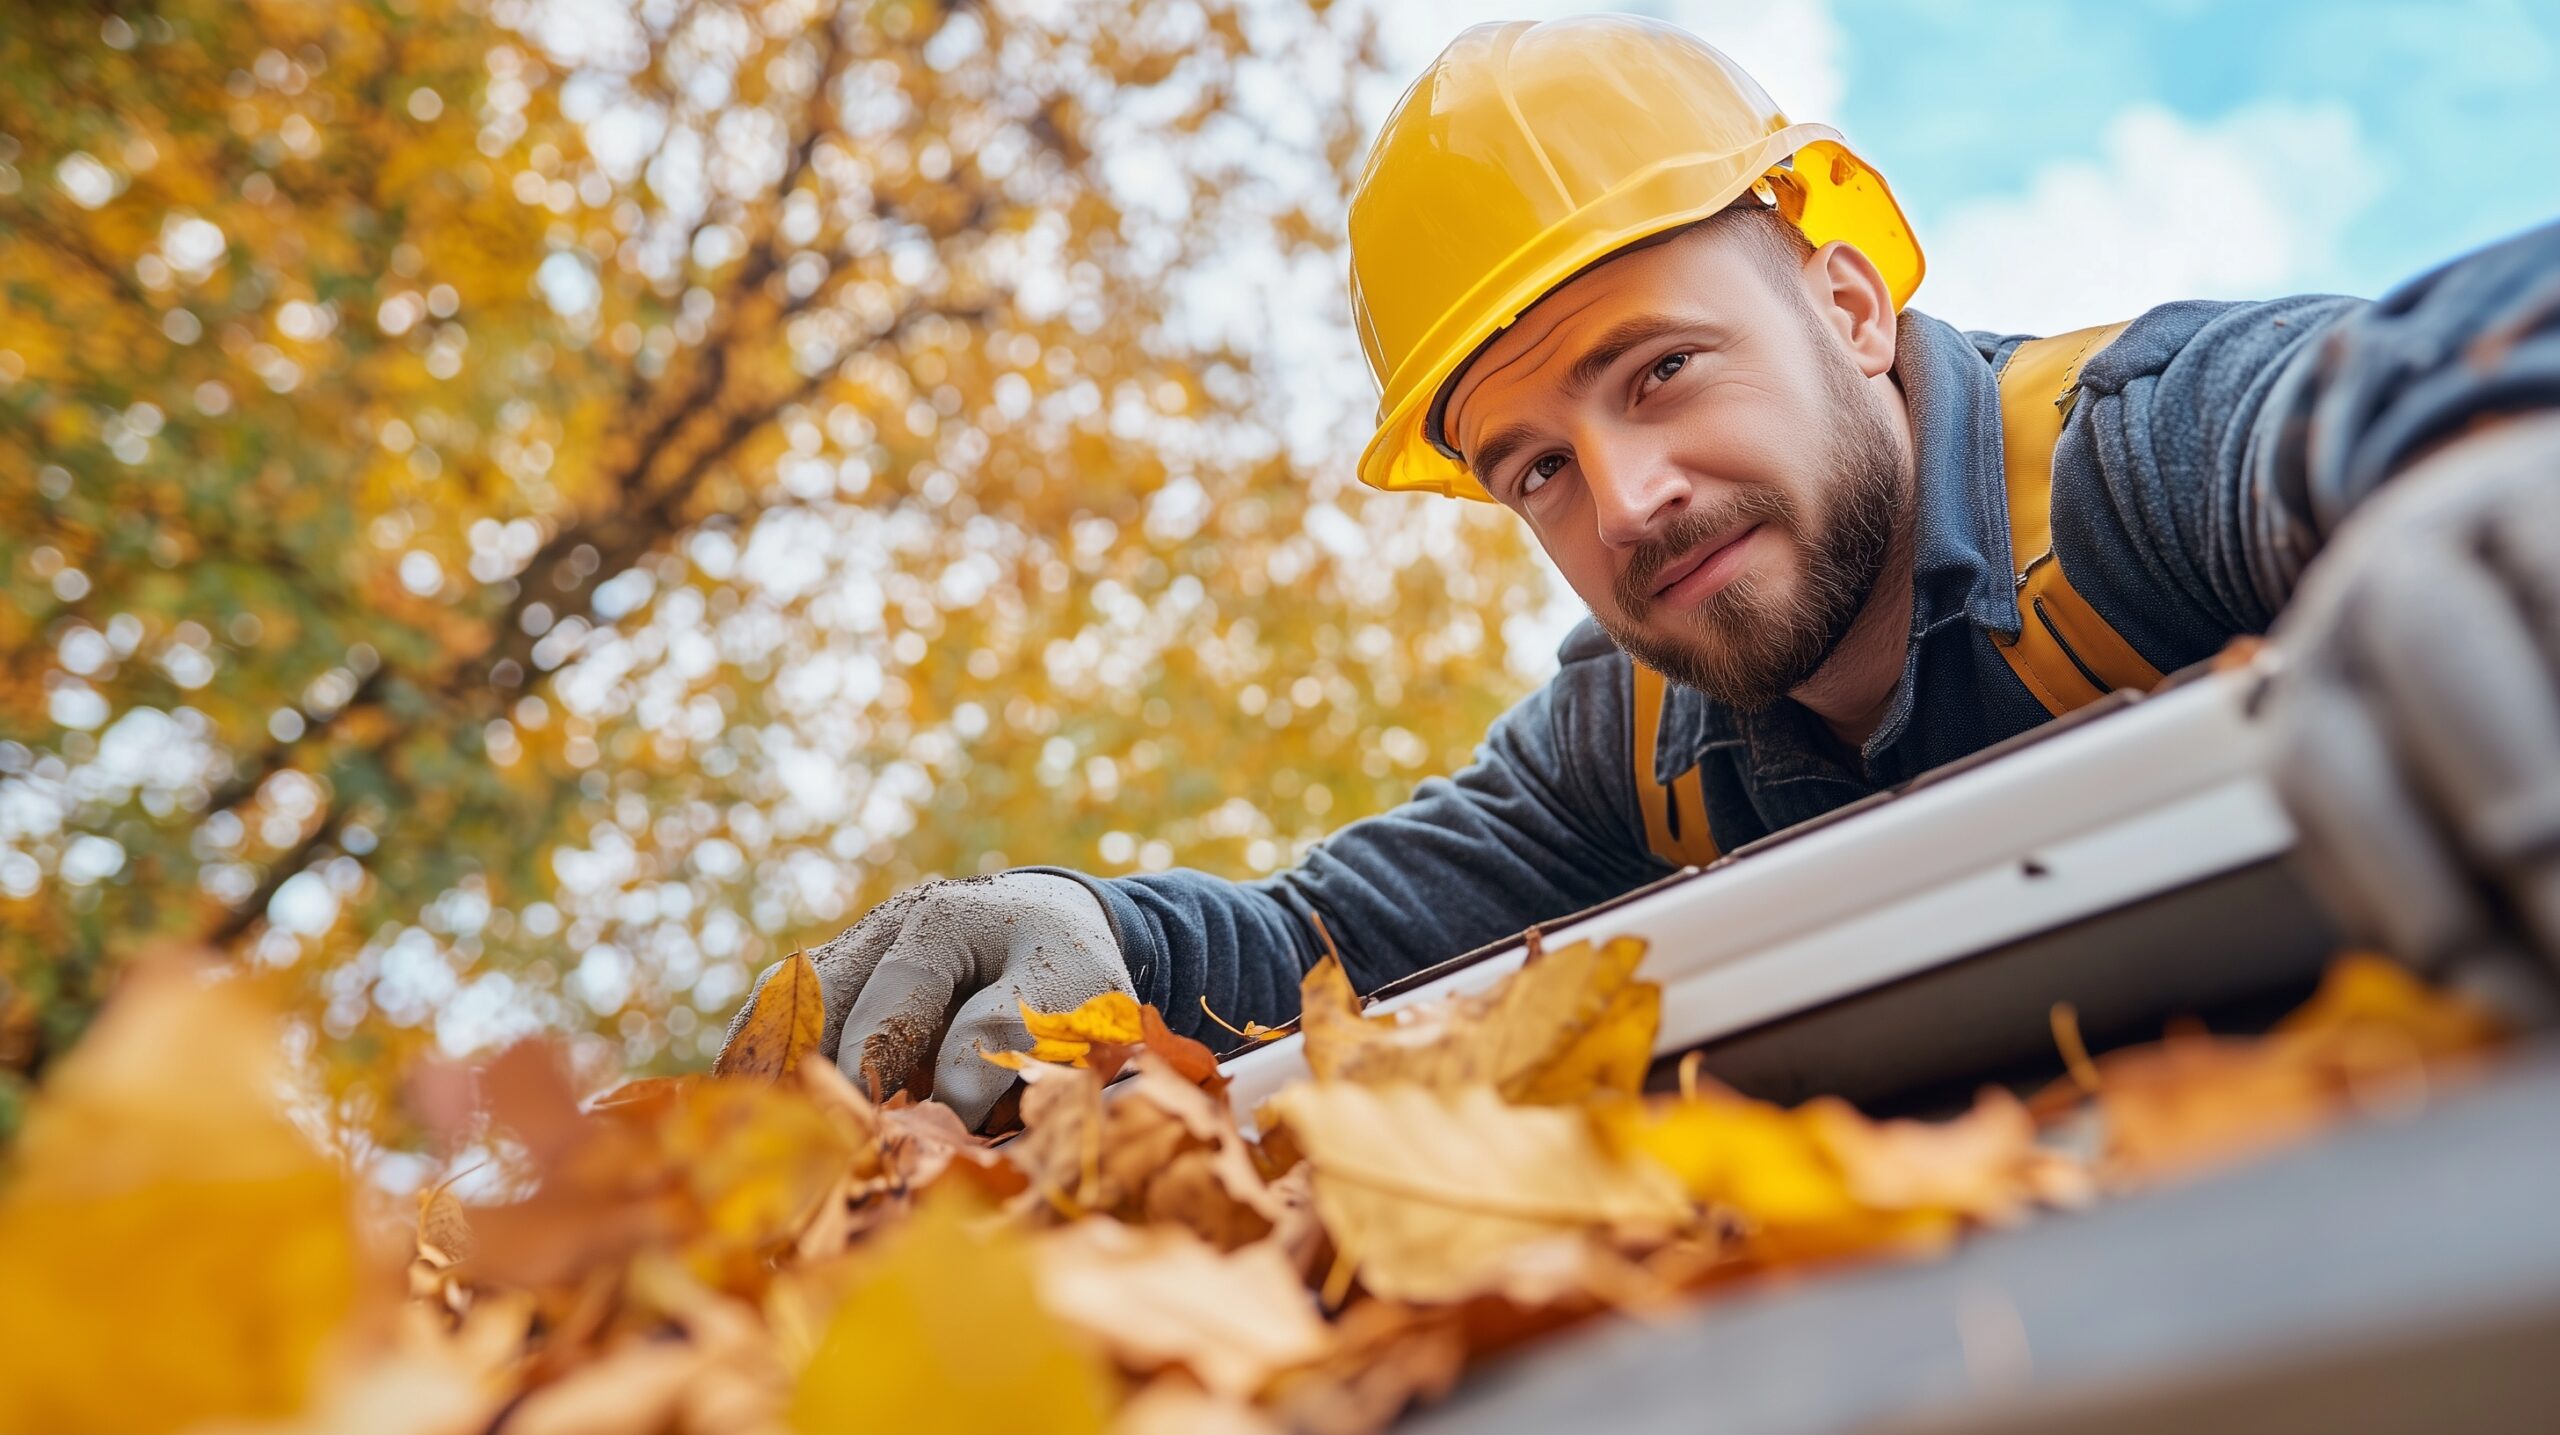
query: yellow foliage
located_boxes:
[2082,950,2508,1183]
[788,1195,1115,1435]
[712,952,826,1080]
[1267,1081,1692,1304]
[990,989,1148,1069]
[0,961,367,1435]
[1298,935,1660,1104]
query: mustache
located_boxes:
[1615,487,1796,612]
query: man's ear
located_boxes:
[1803,241,1898,380]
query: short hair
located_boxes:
[1674,194,1818,289]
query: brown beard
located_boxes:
[1599,341,1905,711]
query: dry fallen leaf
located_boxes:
[503,1339,704,1435]
[1298,936,1659,1104]
[1603,1083,1957,1263]
[713,950,827,1081]
[789,1194,1115,1435]
[2077,952,2507,1185]
[1036,1219,1332,1398]
[460,1047,857,1296]
[0,958,372,1435]
[4,930,2504,1435]
[1805,1087,2093,1225]
[1267,1081,1692,1303]
[1264,1298,1468,1435]
[1018,989,1147,1065]
[2276,950,2506,1054]
[985,993,1227,1095]
[1112,1383,1286,1435]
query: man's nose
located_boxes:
[1581,434,1690,550]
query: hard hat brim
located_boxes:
[1357,132,1924,502]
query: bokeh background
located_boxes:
[4,0,2554,1140]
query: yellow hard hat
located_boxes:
[1348,16,1925,501]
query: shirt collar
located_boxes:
[1897,309,2020,639]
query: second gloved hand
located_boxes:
[2264,413,2560,988]
[718,871,1131,1129]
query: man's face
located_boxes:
[1441,222,1908,710]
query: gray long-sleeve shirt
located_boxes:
[1046,221,2560,1043]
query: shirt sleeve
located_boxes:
[1048,633,1665,1042]
[2048,218,2560,665]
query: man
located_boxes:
[727,17,2560,1127]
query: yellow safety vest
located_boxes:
[1631,321,2165,870]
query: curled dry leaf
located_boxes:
[1267,1081,1692,1304]
[1037,1219,1332,1398]
[1008,1052,1282,1244]
[711,950,826,1081]
[416,1174,476,1266]
[1298,936,1659,1104]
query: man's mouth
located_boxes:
[1646,522,1765,606]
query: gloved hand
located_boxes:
[717,871,1132,1128]
[2264,413,2560,997]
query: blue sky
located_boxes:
[1393,0,2560,332]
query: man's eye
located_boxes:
[1519,453,1567,496]
[1644,351,1690,390]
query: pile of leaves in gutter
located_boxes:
[0,938,2511,1434]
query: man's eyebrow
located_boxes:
[1463,314,1712,487]
[1563,314,1707,398]
[1469,422,1544,491]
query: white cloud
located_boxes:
[1653,0,1842,122]
[1916,101,2383,335]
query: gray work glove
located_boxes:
[2264,413,2560,998]
[717,871,1132,1128]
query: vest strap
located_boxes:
[1990,321,2164,715]
[1631,662,1720,869]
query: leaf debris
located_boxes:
[0,944,2511,1434]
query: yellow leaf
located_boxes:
[1034,1220,1329,1398]
[2274,950,2506,1055]
[1605,1087,1870,1231]
[789,1196,1114,1435]
[2082,954,2508,1185]
[0,960,365,1435]
[1508,979,1660,1107]
[1015,990,1147,1068]
[1265,1081,1691,1303]
[669,1080,863,1260]
[1298,936,1659,1104]
[1603,1085,1967,1262]
[714,950,826,1080]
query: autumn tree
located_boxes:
[0,0,1553,1132]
